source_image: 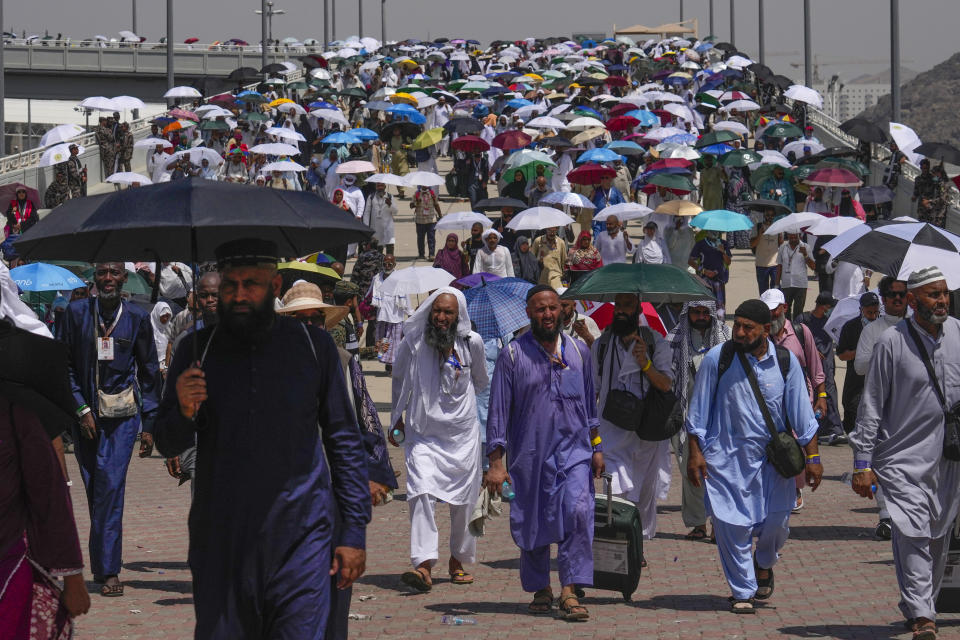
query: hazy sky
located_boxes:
[6,0,959,83]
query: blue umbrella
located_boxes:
[349,128,380,141]
[462,277,534,340]
[506,98,533,109]
[625,109,661,127]
[574,106,602,119]
[698,143,736,155]
[10,263,84,292]
[605,140,645,156]
[385,104,427,125]
[662,133,698,145]
[689,210,753,232]
[322,131,361,144]
[308,100,338,110]
[577,148,622,164]
[454,272,502,288]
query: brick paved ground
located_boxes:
[63,162,960,638]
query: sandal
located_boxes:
[556,594,589,621]
[449,570,474,585]
[685,526,708,541]
[400,568,432,592]
[729,597,756,614]
[100,577,124,597]
[913,620,937,640]
[528,588,553,615]
[754,557,774,600]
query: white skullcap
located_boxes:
[907,266,945,290]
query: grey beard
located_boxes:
[917,302,948,325]
[98,288,121,302]
[425,323,457,352]
[771,315,786,335]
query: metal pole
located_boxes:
[359,0,363,38]
[166,0,174,104]
[709,0,714,38]
[680,0,684,22]
[381,0,385,42]
[261,0,268,76]
[757,0,764,66]
[803,0,811,86]
[323,0,329,46]
[729,0,735,46]
[26,98,30,149]
[0,0,5,155]
[891,0,901,122]
[331,0,336,42]
[132,0,137,35]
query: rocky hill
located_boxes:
[858,52,960,147]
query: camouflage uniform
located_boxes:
[44,176,71,208]
[914,171,947,228]
[95,123,116,177]
[117,128,134,172]
[59,156,85,198]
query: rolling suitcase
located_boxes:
[936,514,960,612]
[591,473,643,601]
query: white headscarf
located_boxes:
[0,263,52,338]
[402,286,472,346]
[150,302,172,361]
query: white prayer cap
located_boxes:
[760,288,786,310]
[481,228,502,240]
[907,266,945,290]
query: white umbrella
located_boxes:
[712,120,749,136]
[763,212,825,235]
[263,160,306,172]
[592,202,653,222]
[725,55,754,70]
[513,104,546,120]
[656,144,701,160]
[721,99,761,112]
[662,103,695,122]
[784,85,823,109]
[135,137,174,149]
[565,116,606,131]
[172,147,224,166]
[310,109,350,128]
[276,102,307,116]
[526,116,566,130]
[265,127,307,142]
[163,86,203,99]
[646,126,689,141]
[39,124,84,147]
[250,142,301,156]
[198,106,236,119]
[781,140,825,157]
[365,173,408,186]
[889,122,923,166]
[106,171,152,185]
[506,206,575,231]
[381,266,455,296]
[823,293,870,342]
[38,144,84,167]
[80,96,118,112]
[403,171,445,188]
[118,30,139,41]
[805,216,864,237]
[111,95,145,110]
[336,160,377,174]
[435,211,493,231]
[539,192,595,208]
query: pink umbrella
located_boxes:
[804,167,862,188]
[169,107,199,122]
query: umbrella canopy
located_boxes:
[15,178,372,263]
[39,124,84,148]
[336,160,377,174]
[695,129,741,148]
[762,121,803,138]
[839,117,888,144]
[593,202,652,222]
[450,135,490,153]
[739,198,793,215]
[913,142,960,165]
[719,149,762,167]
[822,222,960,288]
[250,142,302,156]
[577,148,621,164]
[443,117,483,135]
[163,86,202,99]
[804,167,862,188]
[505,206,574,231]
[784,85,823,108]
[689,210,753,232]
[403,171,445,188]
[647,173,695,192]
[560,263,715,304]
[364,173,408,187]
[262,161,306,173]
[473,197,528,211]
[38,144,85,168]
[539,192,595,209]
[9,263,85,292]
[492,130,532,150]
[462,277,534,339]
[79,268,152,295]
[435,211,493,231]
[381,266,455,296]
[454,272,502,288]
[654,200,703,216]
[380,121,422,141]
[763,211,825,235]
[0,183,41,210]
[805,216,864,237]
[567,163,616,185]
[277,261,341,294]
[410,127,445,150]
[857,185,896,205]
[105,172,153,186]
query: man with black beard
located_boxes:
[389,287,487,592]
[58,262,161,597]
[154,239,370,640]
[591,293,674,553]
[686,299,820,614]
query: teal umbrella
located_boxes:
[763,122,803,138]
[648,173,695,192]
[560,263,715,304]
[718,149,762,167]
[689,210,754,232]
[695,130,742,148]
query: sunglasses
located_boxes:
[884,290,907,299]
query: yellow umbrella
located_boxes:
[668,72,693,80]
[410,127,445,151]
[396,58,419,70]
[654,200,703,216]
[522,73,544,82]
[277,261,341,281]
[570,127,607,145]
[268,98,295,108]
[568,83,583,89]
[390,92,419,107]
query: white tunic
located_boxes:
[473,246,515,278]
[363,192,398,245]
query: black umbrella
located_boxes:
[759,102,792,115]
[913,142,960,165]
[795,147,859,165]
[539,136,573,148]
[739,198,792,215]
[713,42,737,53]
[227,66,260,82]
[338,87,368,99]
[857,185,896,205]
[379,121,422,142]
[747,63,773,80]
[15,178,372,263]
[444,117,483,135]
[839,117,888,143]
[259,62,287,74]
[767,74,794,90]
[473,197,528,211]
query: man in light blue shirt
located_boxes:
[686,299,821,613]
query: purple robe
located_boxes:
[486,331,598,550]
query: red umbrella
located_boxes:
[451,135,490,153]
[621,133,654,145]
[604,76,629,87]
[605,115,640,132]
[578,301,666,336]
[184,37,199,44]
[804,167,862,188]
[567,163,616,186]
[608,103,636,118]
[651,109,673,126]
[168,107,199,122]
[208,93,238,106]
[648,158,694,170]
[492,130,532,150]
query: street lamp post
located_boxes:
[803,0,812,86]
[359,0,363,38]
[709,0,714,38]
[758,0,764,66]
[729,0,735,46]
[166,0,174,105]
[381,0,386,42]
[680,0,684,22]
[132,0,137,36]
[255,1,286,68]
[323,0,329,46]
[332,0,336,42]
[891,0,901,121]
[0,0,5,155]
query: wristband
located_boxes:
[854,467,872,474]
[75,404,89,417]
[77,406,92,418]
[805,456,820,464]
[591,436,602,447]
[817,392,828,398]
[805,453,820,460]
[854,459,871,470]
[641,359,652,372]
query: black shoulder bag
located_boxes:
[905,321,960,462]
[737,350,806,478]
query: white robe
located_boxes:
[473,246,515,278]
[363,192,398,245]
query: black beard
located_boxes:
[218,294,275,342]
[611,312,639,337]
[690,318,711,332]
[530,318,560,343]
[733,336,764,353]
[424,322,457,352]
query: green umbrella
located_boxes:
[49,260,92,277]
[237,93,268,104]
[199,120,231,131]
[460,81,490,92]
[503,150,558,180]
[648,173,695,192]
[239,111,269,122]
[749,164,796,189]
[695,130,742,148]
[718,149,762,167]
[792,164,817,181]
[286,81,309,90]
[560,263,715,304]
[338,87,368,99]
[80,268,152,295]
[695,93,721,109]
[446,79,467,91]
[763,121,803,138]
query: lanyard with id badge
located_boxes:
[94,300,139,419]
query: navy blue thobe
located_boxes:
[155,316,371,640]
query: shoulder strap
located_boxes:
[736,351,782,440]
[717,340,736,380]
[596,330,612,373]
[774,345,791,382]
[905,320,949,411]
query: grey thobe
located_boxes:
[851,316,960,622]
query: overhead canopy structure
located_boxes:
[614,19,699,39]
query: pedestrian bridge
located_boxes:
[3,40,310,101]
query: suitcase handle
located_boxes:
[601,472,613,527]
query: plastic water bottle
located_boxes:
[390,427,405,445]
[814,409,824,420]
[840,471,876,493]
[501,481,515,501]
[440,616,477,626]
